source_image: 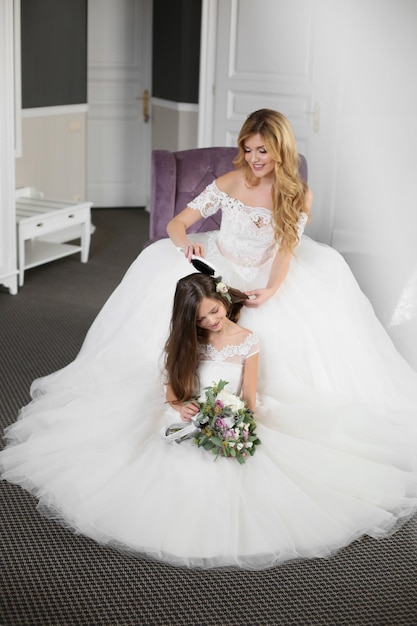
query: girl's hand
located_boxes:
[244,288,275,307]
[181,242,205,261]
[180,401,200,422]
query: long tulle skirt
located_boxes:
[1,234,417,569]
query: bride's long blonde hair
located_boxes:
[233,109,308,254]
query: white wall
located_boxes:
[330,0,417,368]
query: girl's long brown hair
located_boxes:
[164,273,248,404]
[233,109,309,254]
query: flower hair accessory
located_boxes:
[215,277,232,304]
[189,256,232,304]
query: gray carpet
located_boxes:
[1,208,416,626]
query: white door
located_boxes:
[87,0,152,207]
[0,0,18,294]
[200,0,344,243]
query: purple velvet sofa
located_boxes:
[148,147,308,246]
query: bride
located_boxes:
[1,109,416,569]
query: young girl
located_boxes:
[164,272,259,427]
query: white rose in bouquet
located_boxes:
[217,390,245,413]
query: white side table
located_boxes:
[15,188,93,287]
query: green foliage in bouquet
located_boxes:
[191,380,261,464]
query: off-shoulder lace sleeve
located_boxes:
[297,212,308,240]
[188,181,224,218]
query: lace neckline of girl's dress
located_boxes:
[198,333,258,362]
[212,181,271,214]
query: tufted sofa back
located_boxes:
[148,147,308,245]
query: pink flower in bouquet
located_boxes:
[215,417,228,428]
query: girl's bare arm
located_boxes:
[165,384,199,422]
[241,352,259,412]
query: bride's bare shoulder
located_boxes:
[215,169,245,195]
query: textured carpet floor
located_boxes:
[1,208,416,626]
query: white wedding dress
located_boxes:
[1,181,417,570]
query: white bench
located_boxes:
[15,188,93,287]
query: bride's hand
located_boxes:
[180,402,199,422]
[181,242,205,261]
[244,288,275,307]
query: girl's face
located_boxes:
[243,132,275,179]
[196,297,227,333]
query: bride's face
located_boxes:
[196,297,227,333]
[243,133,275,179]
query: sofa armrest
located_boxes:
[149,150,177,241]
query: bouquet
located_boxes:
[166,380,261,464]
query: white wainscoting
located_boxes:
[15,108,88,202]
[151,98,199,152]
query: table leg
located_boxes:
[80,215,91,263]
[18,231,25,287]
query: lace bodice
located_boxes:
[188,181,308,268]
[198,332,259,364]
[197,333,259,397]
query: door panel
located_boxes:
[213,0,314,154]
[87,0,152,207]
[208,0,343,242]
